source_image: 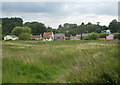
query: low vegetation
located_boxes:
[2,40,119,83]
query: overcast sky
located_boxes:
[1,0,119,29]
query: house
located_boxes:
[54,33,65,41]
[81,34,88,40]
[106,34,114,40]
[43,32,54,41]
[70,35,81,40]
[106,29,111,34]
[102,29,111,34]
[4,35,18,40]
[32,34,42,40]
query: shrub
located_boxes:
[99,33,109,38]
[88,32,99,40]
[12,26,31,36]
[114,33,120,40]
[84,37,89,40]
[19,33,31,40]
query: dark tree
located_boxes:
[2,17,23,35]
[109,19,118,33]
[23,22,46,35]
[81,22,84,25]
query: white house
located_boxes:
[106,29,111,34]
[4,35,18,41]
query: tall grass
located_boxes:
[2,40,118,83]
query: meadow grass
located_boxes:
[2,40,119,83]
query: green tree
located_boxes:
[88,32,99,40]
[114,33,120,39]
[118,22,120,33]
[81,22,84,25]
[77,25,86,34]
[109,19,118,33]
[102,25,108,30]
[67,30,76,37]
[58,24,63,30]
[19,33,31,40]
[11,26,31,36]
[2,17,23,35]
[58,23,77,31]
[24,22,46,35]
[99,33,109,38]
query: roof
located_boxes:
[44,32,53,36]
[55,33,65,37]
[32,35,41,38]
[5,35,18,38]
[82,34,88,37]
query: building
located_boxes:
[106,29,111,34]
[54,33,65,41]
[43,32,54,41]
[81,34,88,40]
[4,35,18,40]
[32,34,42,40]
[106,34,114,40]
[70,35,81,40]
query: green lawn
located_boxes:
[2,40,119,83]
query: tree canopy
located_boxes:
[19,33,31,40]
[1,17,119,37]
[109,19,118,33]
[2,17,23,35]
[24,22,46,35]
[11,26,31,36]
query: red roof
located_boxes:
[44,32,53,36]
[32,35,41,38]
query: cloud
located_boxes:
[2,0,119,2]
[2,2,118,28]
[2,2,62,13]
[2,2,118,16]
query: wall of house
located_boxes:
[4,36,18,40]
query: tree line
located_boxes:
[1,17,119,40]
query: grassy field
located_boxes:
[2,40,119,83]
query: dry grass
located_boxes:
[2,40,118,83]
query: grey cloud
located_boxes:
[74,2,117,16]
[2,2,64,13]
[2,2,118,17]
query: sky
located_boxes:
[1,0,119,29]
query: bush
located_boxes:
[19,33,31,40]
[99,33,109,38]
[12,26,31,36]
[114,33,120,40]
[88,32,99,40]
[84,37,89,40]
